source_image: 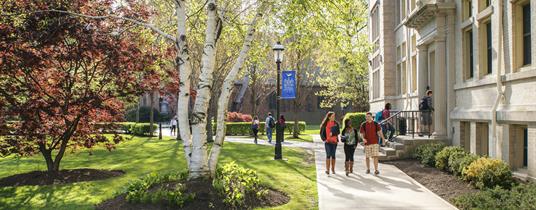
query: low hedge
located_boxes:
[450,152,479,176]
[343,112,367,129]
[452,184,536,210]
[217,121,306,136]
[96,122,156,136]
[435,146,465,171]
[462,157,513,189]
[414,143,446,167]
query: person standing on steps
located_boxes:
[382,103,395,142]
[251,116,260,144]
[419,90,434,137]
[360,112,386,175]
[320,111,340,175]
[265,112,275,143]
[341,118,359,176]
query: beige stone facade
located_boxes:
[369,0,536,180]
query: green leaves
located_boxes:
[213,161,262,206]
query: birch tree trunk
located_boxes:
[175,0,193,168]
[189,0,221,179]
[209,4,265,176]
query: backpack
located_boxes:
[268,117,275,128]
[251,123,258,130]
[374,110,384,123]
[320,127,327,141]
[419,97,429,111]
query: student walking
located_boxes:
[278,115,286,142]
[251,116,260,144]
[265,112,275,143]
[419,90,434,137]
[170,117,177,136]
[382,103,395,141]
[360,112,386,175]
[341,118,359,176]
[320,112,340,175]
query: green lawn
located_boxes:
[250,134,313,142]
[0,136,317,210]
[304,124,320,135]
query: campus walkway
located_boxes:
[160,128,456,209]
[312,135,457,210]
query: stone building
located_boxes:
[368,0,536,180]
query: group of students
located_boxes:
[320,111,386,176]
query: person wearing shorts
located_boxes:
[360,112,386,175]
[320,111,340,175]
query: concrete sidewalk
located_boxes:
[313,135,457,210]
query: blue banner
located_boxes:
[281,70,296,99]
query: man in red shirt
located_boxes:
[360,112,386,175]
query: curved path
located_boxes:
[312,135,457,210]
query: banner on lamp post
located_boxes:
[281,70,296,100]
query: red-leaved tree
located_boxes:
[0,0,158,177]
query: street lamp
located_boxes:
[273,41,284,160]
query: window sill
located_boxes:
[460,18,473,29]
[503,65,536,83]
[477,6,493,22]
[454,75,497,90]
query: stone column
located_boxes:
[417,46,429,99]
[470,122,477,154]
[433,15,448,138]
[528,124,536,181]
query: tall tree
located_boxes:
[39,0,271,179]
[0,0,159,176]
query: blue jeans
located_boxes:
[266,128,273,142]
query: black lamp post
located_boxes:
[273,41,284,160]
[158,97,163,140]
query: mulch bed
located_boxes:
[385,159,479,203]
[0,168,125,187]
[96,179,290,210]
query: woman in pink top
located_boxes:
[320,111,340,175]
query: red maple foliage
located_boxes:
[0,0,160,176]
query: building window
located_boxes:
[463,0,472,20]
[479,0,491,12]
[486,22,492,74]
[522,3,531,66]
[371,6,380,43]
[410,0,416,12]
[464,29,474,79]
[524,128,528,167]
[402,61,407,94]
[373,71,380,99]
[401,0,406,20]
[411,56,417,92]
[411,35,416,53]
[480,20,492,76]
[395,0,400,25]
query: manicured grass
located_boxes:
[304,124,320,135]
[251,134,313,142]
[0,135,317,210]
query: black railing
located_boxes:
[379,110,433,139]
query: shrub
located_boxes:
[435,146,465,171]
[125,171,193,206]
[130,123,158,136]
[213,162,263,206]
[414,143,446,167]
[343,112,367,129]
[452,184,536,210]
[225,112,253,122]
[215,121,306,136]
[463,157,513,189]
[447,150,470,175]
